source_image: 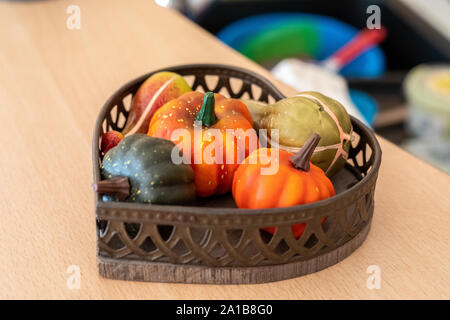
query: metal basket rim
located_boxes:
[92,63,382,216]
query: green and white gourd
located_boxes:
[242,91,353,176]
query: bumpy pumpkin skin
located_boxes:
[243,92,352,176]
[232,148,334,238]
[101,134,195,204]
[148,91,257,197]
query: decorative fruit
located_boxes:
[241,91,352,176]
[240,99,267,130]
[124,71,192,136]
[100,130,123,155]
[100,71,191,154]
[232,133,334,238]
[148,91,258,197]
[94,134,195,205]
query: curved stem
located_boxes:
[195,91,217,127]
[92,176,130,201]
[290,133,321,171]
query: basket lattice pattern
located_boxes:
[93,65,380,267]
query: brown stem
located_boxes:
[92,176,130,201]
[290,133,321,171]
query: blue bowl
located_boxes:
[217,13,386,78]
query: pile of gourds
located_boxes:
[94,71,352,236]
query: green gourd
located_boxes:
[242,91,353,176]
[94,134,195,205]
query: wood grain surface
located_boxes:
[0,0,449,299]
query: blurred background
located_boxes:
[156,0,450,173]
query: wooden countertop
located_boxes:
[0,0,449,299]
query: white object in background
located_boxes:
[271,27,387,127]
[396,0,450,42]
[272,58,369,126]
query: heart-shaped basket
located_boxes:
[92,64,382,284]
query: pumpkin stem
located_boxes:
[195,91,217,127]
[290,133,321,171]
[92,176,130,201]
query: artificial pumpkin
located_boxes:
[94,134,195,205]
[241,91,353,176]
[232,133,334,238]
[148,91,258,197]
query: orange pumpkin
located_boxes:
[232,133,334,238]
[148,91,257,197]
